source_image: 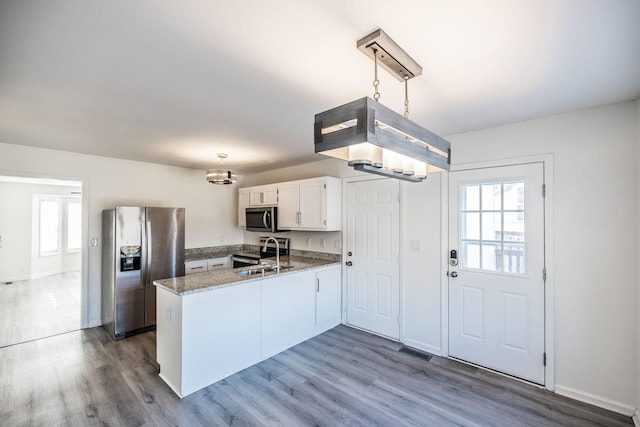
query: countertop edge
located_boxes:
[154,258,341,296]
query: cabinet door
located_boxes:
[316,266,342,332]
[300,179,325,229]
[249,185,278,206]
[261,271,315,358]
[238,188,250,227]
[277,181,300,229]
[262,187,278,205]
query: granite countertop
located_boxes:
[154,256,340,296]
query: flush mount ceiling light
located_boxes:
[314,29,451,182]
[206,153,238,185]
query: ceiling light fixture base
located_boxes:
[356,29,422,82]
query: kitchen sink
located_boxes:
[234,264,294,276]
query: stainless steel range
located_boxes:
[231,237,290,268]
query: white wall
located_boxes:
[0,143,242,327]
[446,101,638,412]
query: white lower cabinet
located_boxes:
[261,270,316,359]
[156,281,261,398]
[315,265,342,333]
[156,264,342,398]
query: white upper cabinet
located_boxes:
[239,177,342,231]
[238,188,250,227]
[276,181,301,229]
[248,185,278,206]
[277,177,341,231]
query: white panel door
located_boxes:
[448,163,545,384]
[345,179,400,339]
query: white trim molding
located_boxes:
[555,385,636,417]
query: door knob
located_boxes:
[346,261,353,266]
[450,271,458,278]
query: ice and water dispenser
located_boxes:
[120,246,141,271]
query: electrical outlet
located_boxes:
[320,238,326,248]
[305,237,311,247]
[334,239,342,249]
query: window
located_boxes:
[39,198,60,256]
[67,199,81,252]
[460,180,526,274]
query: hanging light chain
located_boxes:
[404,76,410,118]
[372,48,380,101]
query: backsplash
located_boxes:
[186,244,341,262]
[185,245,242,260]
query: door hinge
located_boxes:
[542,184,546,198]
[543,352,547,366]
[543,268,547,282]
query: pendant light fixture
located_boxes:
[206,153,238,185]
[314,29,451,182]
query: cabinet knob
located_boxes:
[346,261,353,267]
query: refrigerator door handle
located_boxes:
[140,223,147,289]
[146,220,153,287]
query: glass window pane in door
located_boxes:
[462,212,480,240]
[481,183,501,211]
[481,212,502,241]
[504,181,525,210]
[503,243,526,273]
[481,242,500,271]
[503,212,524,242]
[462,241,480,269]
[462,184,480,210]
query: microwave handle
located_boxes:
[263,211,269,229]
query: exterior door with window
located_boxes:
[345,179,400,340]
[448,163,545,384]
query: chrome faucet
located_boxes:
[262,236,280,273]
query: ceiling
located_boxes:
[1,1,639,175]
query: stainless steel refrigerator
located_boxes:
[101,206,185,340]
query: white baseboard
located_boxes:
[632,409,639,427]
[30,268,80,280]
[555,385,635,417]
[1,268,80,284]
[400,338,442,357]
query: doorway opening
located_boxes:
[0,175,83,347]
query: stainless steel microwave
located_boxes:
[245,207,279,232]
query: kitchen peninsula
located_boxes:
[153,256,341,398]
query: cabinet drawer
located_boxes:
[207,257,230,271]
[185,260,207,275]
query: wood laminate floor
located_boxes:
[0,324,632,426]
[0,272,81,348]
